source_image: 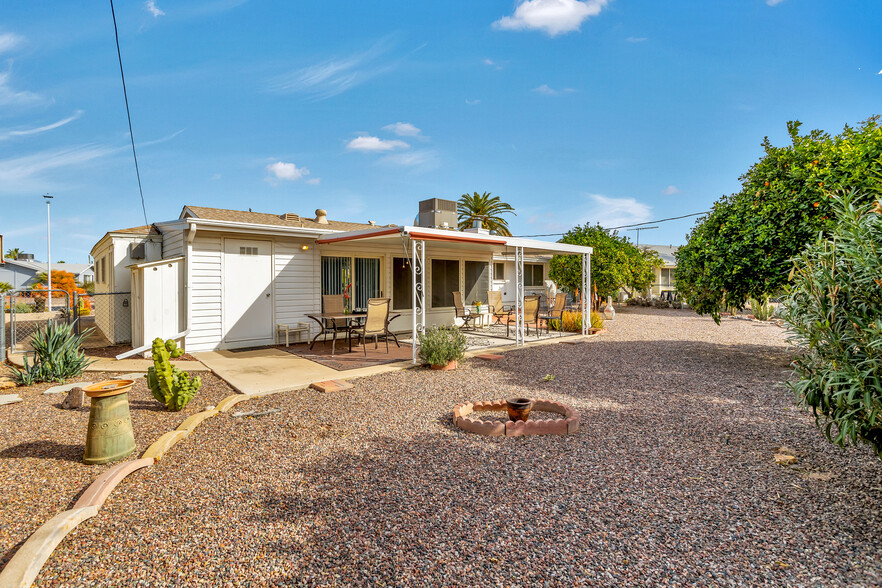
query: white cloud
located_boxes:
[0,110,83,141]
[379,150,439,169]
[0,68,42,106]
[306,177,321,185]
[533,84,574,95]
[382,122,421,137]
[661,185,681,195]
[766,0,785,5]
[483,58,504,70]
[0,32,23,55]
[465,99,480,105]
[266,161,309,182]
[145,1,166,17]
[346,135,409,152]
[493,0,610,37]
[0,144,117,194]
[267,41,395,100]
[625,36,647,43]
[581,194,652,228]
[877,69,882,75]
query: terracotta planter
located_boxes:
[506,397,533,422]
[430,360,458,371]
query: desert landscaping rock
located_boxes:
[8,307,882,586]
[61,387,85,409]
[42,382,93,395]
[117,372,146,381]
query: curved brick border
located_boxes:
[453,398,579,437]
[0,506,99,588]
[73,458,155,509]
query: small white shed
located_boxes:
[129,257,185,351]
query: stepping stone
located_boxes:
[0,394,23,406]
[475,353,504,361]
[310,379,353,393]
[43,382,93,395]
[118,373,146,381]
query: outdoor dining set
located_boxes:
[300,290,571,357]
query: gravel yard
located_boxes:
[12,307,882,585]
[0,369,235,568]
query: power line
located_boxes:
[110,0,149,227]
[513,210,711,238]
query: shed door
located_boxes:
[223,239,273,344]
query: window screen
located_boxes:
[431,259,459,308]
[464,261,489,304]
[393,258,412,310]
[493,262,505,281]
[524,263,543,287]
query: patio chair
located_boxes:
[452,291,476,331]
[507,295,541,338]
[312,294,350,349]
[539,293,567,336]
[487,290,512,326]
[349,298,392,355]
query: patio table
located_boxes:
[306,312,367,356]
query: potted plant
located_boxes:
[418,326,467,370]
[473,300,483,314]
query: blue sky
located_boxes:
[1,0,880,263]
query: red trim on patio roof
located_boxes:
[315,227,401,244]
[407,231,503,245]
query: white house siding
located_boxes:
[185,234,224,352]
[273,238,320,337]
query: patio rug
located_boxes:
[272,340,414,371]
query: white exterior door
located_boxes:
[223,239,273,345]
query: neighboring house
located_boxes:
[642,244,679,299]
[0,257,94,291]
[91,201,593,354]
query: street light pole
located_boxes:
[43,193,53,307]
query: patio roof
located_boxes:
[315,225,593,256]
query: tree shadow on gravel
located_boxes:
[0,440,84,462]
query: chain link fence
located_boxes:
[74,292,132,348]
[1,289,71,358]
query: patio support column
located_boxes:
[581,253,590,335]
[514,246,524,346]
[411,238,426,364]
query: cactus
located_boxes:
[146,338,201,411]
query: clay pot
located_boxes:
[506,397,533,422]
[431,360,458,371]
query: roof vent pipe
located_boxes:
[315,209,328,224]
[472,218,482,229]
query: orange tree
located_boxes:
[31,270,91,312]
[675,116,882,322]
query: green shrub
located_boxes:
[9,322,95,384]
[418,326,467,367]
[749,297,775,321]
[146,338,201,411]
[781,192,882,458]
[13,301,33,313]
[0,281,12,294]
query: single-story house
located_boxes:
[643,244,679,299]
[90,200,593,361]
[0,256,94,291]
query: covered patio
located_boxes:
[314,225,593,364]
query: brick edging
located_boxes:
[453,398,580,437]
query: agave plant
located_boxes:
[10,322,95,384]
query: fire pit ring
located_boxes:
[453,398,579,437]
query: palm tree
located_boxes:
[456,192,517,236]
[5,247,22,260]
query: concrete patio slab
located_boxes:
[86,358,211,372]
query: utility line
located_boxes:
[514,210,710,238]
[110,0,149,227]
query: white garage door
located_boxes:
[223,239,273,345]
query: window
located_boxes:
[493,262,505,281]
[100,257,106,284]
[659,268,675,287]
[239,246,258,256]
[464,261,489,304]
[321,255,382,313]
[524,263,543,287]
[431,259,459,308]
[392,257,412,311]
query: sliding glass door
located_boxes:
[321,256,382,312]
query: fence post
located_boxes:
[72,292,79,335]
[1,293,6,364]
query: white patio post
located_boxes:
[411,238,426,364]
[515,246,524,346]
[581,253,589,335]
